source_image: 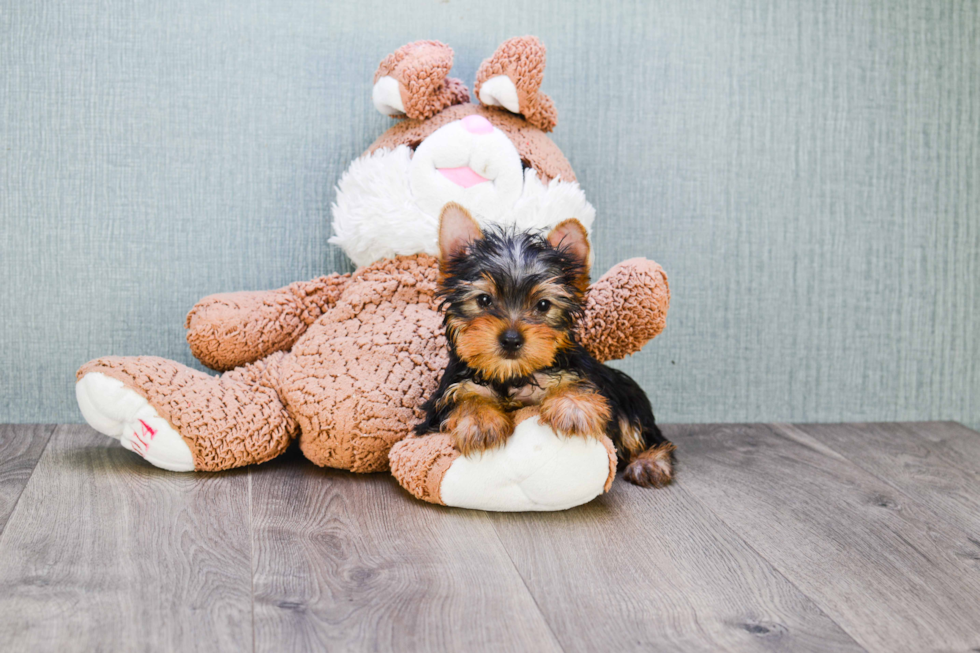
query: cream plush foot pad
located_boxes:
[390,408,617,511]
[76,372,195,472]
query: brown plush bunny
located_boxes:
[75,37,670,511]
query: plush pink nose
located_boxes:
[461,114,494,135]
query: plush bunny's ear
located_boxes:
[475,36,558,132]
[372,41,470,120]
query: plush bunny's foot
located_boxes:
[76,372,195,472]
[390,407,616,511]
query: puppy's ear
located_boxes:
[547,219,591,290]
[438,203,483,262]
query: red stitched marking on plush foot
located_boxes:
[139,419,157,440]
[131,419,157,457]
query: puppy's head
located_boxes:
[437,203,591,383]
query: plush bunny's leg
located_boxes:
[390,407,617,511]
[76,352,297,471]
[77,372,195,471]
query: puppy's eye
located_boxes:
[535,299,551,312]
[477,294,493,308]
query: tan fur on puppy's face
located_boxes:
[453,315,569,384]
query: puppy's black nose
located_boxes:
[498,329,524,352]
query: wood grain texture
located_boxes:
[671,423,980,652]
[0,424,53,535]
[797,421,980,538]
[249,449,561,653]
[0,425,253,653]
[488,481,863,653]
[8,421,980,651]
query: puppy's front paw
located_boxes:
[540,387,610,439]
[623,443,676,488]
[445,401,514,456]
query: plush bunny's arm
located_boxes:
[575,258,670,362]
[186,273,351,371]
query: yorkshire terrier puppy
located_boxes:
[416,203,675,487]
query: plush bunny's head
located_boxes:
[330,37,596,268]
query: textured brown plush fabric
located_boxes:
[77,352,298,471]
[281,254,447,472]
[475,36,558,133]
[373,40,469,120]
[77,254,668,475]
[388,432,460,505]
[575,258,671,362]
[601,433,618,492]
[369,103,576,184]
[186,273,351,372]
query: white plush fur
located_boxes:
[409,119,526,219]
[76,372,195,472]
[372,75,405,116]
[329,147,437,267]
[478,75,521,113]
[330,120,595,267]
[439,415,612,511]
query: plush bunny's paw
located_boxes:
[390,407,616,511]
[576,258,670,362]
[76,372,195,472]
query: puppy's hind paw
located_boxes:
[623,443,676,488]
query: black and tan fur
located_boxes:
[416,203,674,487]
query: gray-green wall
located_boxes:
[2,0,978,428]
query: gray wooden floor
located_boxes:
[2,423,980,652]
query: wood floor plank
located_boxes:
[249,448,562,653]
[0,425,253,653]
[796,422,980,537]
[670,423,980,652]
[487,480,864,652]
[0,424,54,535]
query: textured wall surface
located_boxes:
[2,0,978,427]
